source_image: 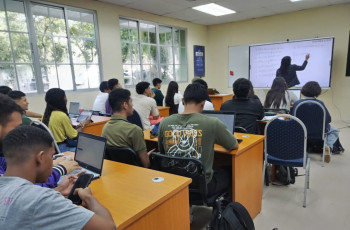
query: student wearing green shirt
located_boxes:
[158,84,239,197]
[7,91,32,126]
[151,78,164,106]
[102,88,153,167]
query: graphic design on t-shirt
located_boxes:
[164,124,203,159]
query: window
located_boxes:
[120,18,187,86]
[0,0,101,94]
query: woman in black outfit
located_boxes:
[165,81,181,115]
[276,54,310,88]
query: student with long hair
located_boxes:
[276,54,310,88]
[43,88,90,152]
[164,81,182,115]
[264,77,298,112]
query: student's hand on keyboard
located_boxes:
[60,158,81,174]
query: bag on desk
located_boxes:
[209,198,255,230]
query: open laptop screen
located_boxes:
[288,89,301,100]
[74,132,106,174]
[69,102,80,115]
[202,110,235,133]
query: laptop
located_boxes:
[74,132,107,179]
[202,110,242,143]
[202,110,235,133]
[288,89,301,100]
[69,102,80,118]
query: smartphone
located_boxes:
[68,173,94,205]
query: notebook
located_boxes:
[69,102,80,118]
[74,132,106,179]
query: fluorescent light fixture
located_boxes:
[192,3,236,16]
[290,0,302,2]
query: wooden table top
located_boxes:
[143,129,265,157]
[208,94,233,98]
[89,160,191,229]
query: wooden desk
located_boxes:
[157,106,170,117]
[82,115,110,136]
[209,94,233,110]
[90,160,191,230]
[143,129,264,219]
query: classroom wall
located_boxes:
[26,1,350,122]
[206,4,350,121]
[28,0,207,114]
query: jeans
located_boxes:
[326,125,339,149]
[58,142,76,153]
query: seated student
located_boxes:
[0,85,42,118]
[0,94,80,191]
[151,78,164,106]
[264,77,298,113]
[42,88,90,152]
[220,78,264,134]
[7,90,32,125]
[164,81,183,115]
[102,89,152,167]
[178,78,214,113]
[292,81,342,161]
[158,84,239,197]
[132,81,159,130]
[0,126,116,230]
[105,78,122,114]
[93,81,110,113]
[0,85,12,95]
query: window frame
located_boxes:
[119,17,188,88]
[0,0,103,94]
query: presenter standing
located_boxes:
[276,54,310,88]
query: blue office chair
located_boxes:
[127,110,143,130]
[262,114,310,207]
[293,100,327,166]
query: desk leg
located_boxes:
[232,142,263,219]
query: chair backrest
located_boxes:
[150,152,209,205]
[30,120,61,155]
[234,126,248,133]
[105,146,142,166]
[235,112,260,134]
[264,114,307,167]
[127,110,143,130]
[293,100,326,140]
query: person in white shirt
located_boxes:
[178,79,214,113]
[132,81,159,130]
[264,77,298,112]
[93,81,110,113]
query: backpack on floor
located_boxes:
[274,165,296,185]
[209,198,255,230]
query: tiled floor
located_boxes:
[191,121,350,230]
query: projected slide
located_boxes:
[249,37,334,88]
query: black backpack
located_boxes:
[209,198,255,230]
[274,165,296,185]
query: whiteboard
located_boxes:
[228,45,249,87]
